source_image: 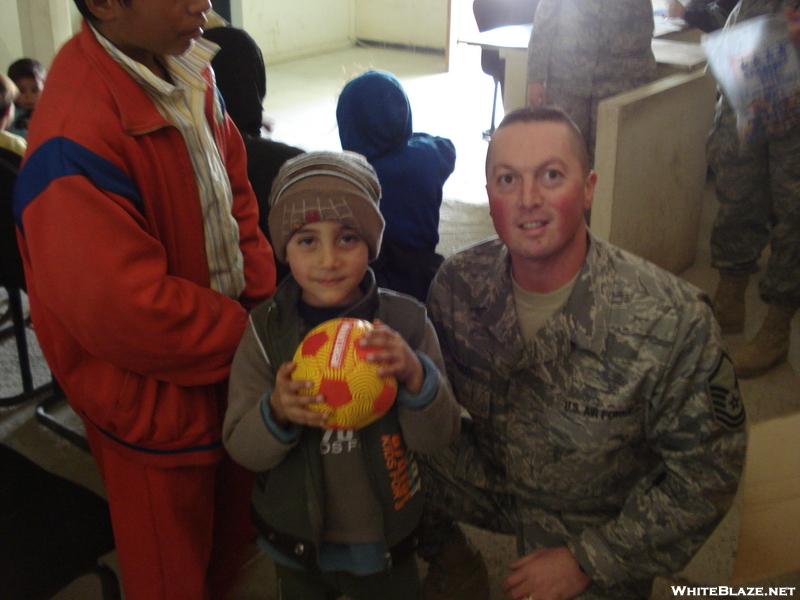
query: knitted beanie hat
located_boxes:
[268,151,384,263]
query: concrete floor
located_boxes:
[2,42,799,600]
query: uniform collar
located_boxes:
[564,232,613,356]
[470,233,611,367]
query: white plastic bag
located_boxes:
[703,12,800,140]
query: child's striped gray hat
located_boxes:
[268,151,384,263]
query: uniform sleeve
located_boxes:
[732,0,793,22]
[526,0,560,84]
[527,0,605,85]
[396,317,462,455]
[223,318,301,471]
[566,300,747,588]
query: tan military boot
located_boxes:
[732,302,799,378]
[713,273,750,334]
[422,528,491,600]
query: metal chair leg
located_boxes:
[483,78,500,139]
[92,561,123,600]
[9,287,32,393]
[0,287,37,407]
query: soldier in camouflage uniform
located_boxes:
[526,0,657,162]
[420,107,746,600]
[708,0,800,378]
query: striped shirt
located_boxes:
[91,24,245,299]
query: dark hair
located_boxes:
[0,73,19,115]
[487,105,591,176]
[7,58,46,84]
[71,0,131,23]
[72,0,98,21]
[203,26,267,137]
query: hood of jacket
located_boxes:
[336,70,412,161]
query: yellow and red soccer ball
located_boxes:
[292,318,397,430]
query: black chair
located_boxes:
[0,443,120,600]
[1,153,119,598]
[35,390,91,453]
[472,0,539,136]
[1,150,62,409]
[0,149,45,408]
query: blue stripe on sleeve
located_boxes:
[216,86,226,117]
[13,136,144,232]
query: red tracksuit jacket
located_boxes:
[14,22,276,468]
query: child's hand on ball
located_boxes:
[270,362,329,429]
[361,319,424,394]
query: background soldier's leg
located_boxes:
[733,133,800,377]
[545,85,592,159]
[709,102,771,275]
[762,134,800,306]
[708,101,770,333]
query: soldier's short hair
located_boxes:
[487,106,591,176]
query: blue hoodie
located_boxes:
[337,70,456,252]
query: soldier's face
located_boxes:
[485,120,596,288]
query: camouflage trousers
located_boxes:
[545,85,602,164]
[547,74,656,166]
[417,424,652,600]
[707,98,800,305]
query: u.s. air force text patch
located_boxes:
[707,352,745,429]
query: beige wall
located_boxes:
[1,0,78,73]
[242,0,449,64]
[241,0,355,65]
[1,0,23,73]
[1,0,448,71]
[354,0,448,50]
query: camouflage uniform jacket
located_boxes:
[527,0,657,97]
[426,234,746,591]
[731,0,793,23]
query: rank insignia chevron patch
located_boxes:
[707,352,745,429]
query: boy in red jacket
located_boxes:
[12,0,276,597]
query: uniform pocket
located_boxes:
[451,361,494,422]
[545,397,643,454]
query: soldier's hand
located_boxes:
[501,546,591,600]
[667,0,686,19]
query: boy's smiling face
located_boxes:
[286,220,369,308]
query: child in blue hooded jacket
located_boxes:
[337,70,456,302]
